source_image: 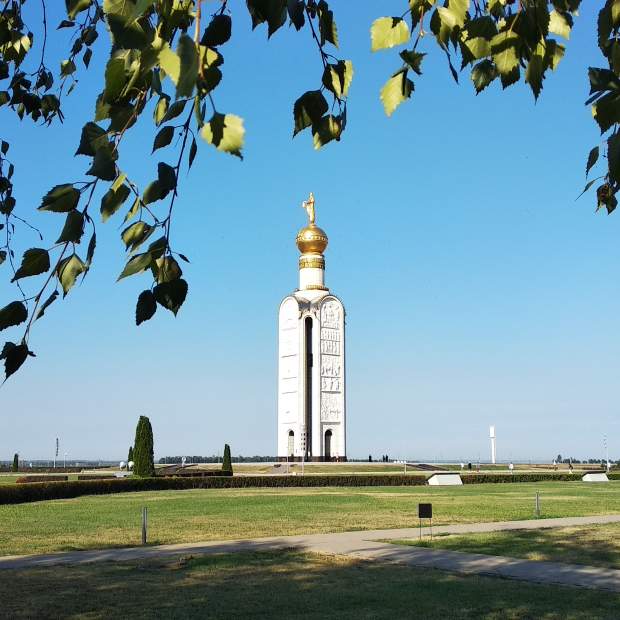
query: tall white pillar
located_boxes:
[277,194,346,461]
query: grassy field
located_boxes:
[392,522,620,569]
[0,473,118,484]
[1,550,619,619]
[1,482,619,556]
[0,475,20,485]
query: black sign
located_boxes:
[418,503,432,519]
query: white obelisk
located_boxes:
[489,425,496,464]
[277,193,346,462]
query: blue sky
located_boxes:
[1,2,618,462]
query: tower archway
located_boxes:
[324,429,332,461]
[288,430,294,457]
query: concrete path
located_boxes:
[2,515,620,592]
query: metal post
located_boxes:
[142,507,148,544]
[535,491,540,518]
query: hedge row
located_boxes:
[461,473,581,484]
[0,475,426,504]
[157,470,233,478]
[1,472,615,505]
[15,475,69,483]
[0,467,84,473]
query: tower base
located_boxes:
[277,456,348,463]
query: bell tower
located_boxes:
[277,194,346,461]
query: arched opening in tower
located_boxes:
[304,316,313,458]
[325,429,332,461]
[288,430,294,457]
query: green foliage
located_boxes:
[128,446,134,463]
[462,473,579,484]
[56,211,85,244]
[16,475,69,483]
[57,254,86,296]
[153,278,188,315]
[135,289,157,325]
[133,415,155,477]
[370,17,410,52]
[11,453,18,473]
[222,443,233,473]
[0,472,598,506]
[39,185,80,213]
[0,301,27,332]
[1,341,34,380]
[0,0,612,381]
[11,249,50,282]
[201,113,245,158]
[380,70,414,117]
[293,90,328,136]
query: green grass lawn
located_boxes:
[0,473,119,484]
[392,522,620,569]
[1,481,620,557]
[1,550,618,619]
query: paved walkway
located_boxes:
[2,515,620,591]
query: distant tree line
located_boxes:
[555,454,619,465]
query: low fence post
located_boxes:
[142,506,148,544]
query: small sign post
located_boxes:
[534,491,540,518]
[418,503,433,539]
[141,507,148,545]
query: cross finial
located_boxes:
[302,192,315,225]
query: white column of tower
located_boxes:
[490,425,496,464]
[277,193,346,462]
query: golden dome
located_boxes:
[296,224,328,254]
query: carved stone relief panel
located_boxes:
[320,393,341,422]
[321,300,341,328]
[319,297,344,422]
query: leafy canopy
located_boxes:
[0,0,614,381]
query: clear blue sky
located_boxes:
[1,2,617,462]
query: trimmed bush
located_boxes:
[133,415,155,477]
[12,453,18,472]
[0,475,427,504]
[1,471,614,505]
[16,475,68,483]
[0,467,85,473]
[461,473,580,484]
[128,446,134,463]
[222,443,233,474]
[158,469,233,478]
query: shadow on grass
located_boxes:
[1,549,619,619]
[396,524,620,570]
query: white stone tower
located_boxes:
[277,194,346,461]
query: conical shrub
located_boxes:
[133,416,155,477]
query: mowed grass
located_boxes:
[0,474,117,484]
[2,551,619,620]
[1,482,619,556]
[393,522,620,570]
